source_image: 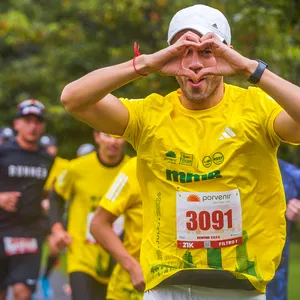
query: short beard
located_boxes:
[177,75,222,104]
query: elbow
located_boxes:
[60,83,80,114]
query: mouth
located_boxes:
[188,78,206,87]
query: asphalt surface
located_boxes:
[7,270,70,300]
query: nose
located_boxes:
[184,49,203,74]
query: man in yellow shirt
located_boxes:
[59,4,300,300]
[91,157,144,300]
[49,131,130,300]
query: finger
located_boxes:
[288,199,300,206]
[287,204,299,214]
[198,38,222,51]
[134,282,145,292]
[177,31,202,44]
[197,66,221,78]
[286,211,295,221]
[5,205,16,212]
[200,32,222,42]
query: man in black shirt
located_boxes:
[0,100,54,300]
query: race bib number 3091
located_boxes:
[176,189,242,249]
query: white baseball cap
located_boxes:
[167,4,231,46]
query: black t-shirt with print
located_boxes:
[0,140,54,237]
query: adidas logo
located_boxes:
[212,23,218,29]
[219,126,236,140]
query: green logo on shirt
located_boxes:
[165,151,177,164]
[165,169,222,183]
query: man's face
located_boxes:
[173,30,222,104]
[14,115,45,144]
[94,132,125,158]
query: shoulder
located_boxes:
[121,91,177,110]
[224,83,259,102]
[38,148,55,163]
[121,156,137,172]
[0,140,18,152]
[69,151,96,168]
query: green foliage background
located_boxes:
[0,0,300,160]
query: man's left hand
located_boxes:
[286,198,300,223]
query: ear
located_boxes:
[13,119,20,131]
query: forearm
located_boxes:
[49,189,65,229]
[61,55,148,112]
[256,69,300,124]
[90,220,138,273]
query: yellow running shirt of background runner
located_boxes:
[120,83,286,293]
[100,156,143,300]
[44,156,69,191]
[54,151,130,284]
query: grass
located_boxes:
[288,241,300,300]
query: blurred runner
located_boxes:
[0,100,54,300]
[49,131,130,300]
[39,134,69,300]
[266,159,300,300]
[0,127,14,145]
[76,143,95,157]
[91,156,144,300]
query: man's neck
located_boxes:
[180,81,225,110]
[16,135,39,151]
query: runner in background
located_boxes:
[91,156,144,300]
[0,100,54,300]
[0,127,15,145]
[266,159,300,300]
[49,131,130,300]
[76,143,95,157]
[42,142,97,299]
[38,134,69,300]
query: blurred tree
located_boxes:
[0,0,299,160]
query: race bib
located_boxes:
[4,237,38,256]
[177,189,242,249]
[86,212,97,244]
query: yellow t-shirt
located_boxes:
[120,83,286,293]
[44,156,69,191]
[100,157,143,300]
[54,151,130,284]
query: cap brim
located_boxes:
[16,112,45,121]
[167,24,224,45]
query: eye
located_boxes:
[199,48,212,55]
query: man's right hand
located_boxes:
[50,223,72,253]
[0,191,21,212]
[128,261,145,292]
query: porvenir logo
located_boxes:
[166,169,222,183]
[187,194,200,202]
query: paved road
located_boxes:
[7,270,70,300]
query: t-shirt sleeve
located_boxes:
[119,98,145,150]
[252,88,284,147]
[53,164,74,201]
[43,158,69,191]
[100,158,139,217]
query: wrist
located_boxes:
[123,255,139,273]
[241,59,259,79]
[133,54,150,76]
